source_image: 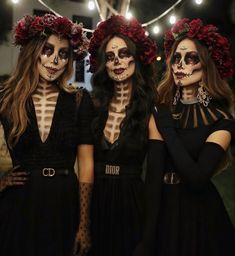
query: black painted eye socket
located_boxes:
[105,52,115,62]
[185,52,200,65]
[171,52,181,65]
[42,45,54,56]
[105,47,132,62]
[118,48,131,58]
[42,42,69,60]
[171,51,200,65]
[59,49,69,60]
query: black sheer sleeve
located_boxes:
[133,140,166,256]
[77,89,94,145]
[153,105,233,190]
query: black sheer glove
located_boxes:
[0,165,28,192]
[133,140,166,256]
[73,182,92,256]
[153,107,227,190]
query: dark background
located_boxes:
[0,0,235,83]
[132,0,235,83]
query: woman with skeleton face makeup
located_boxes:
[150,18,235,255]
[0,14,93,256]
[88,15,164,256]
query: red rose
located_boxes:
[215,35,229,49]
[14,15,34,45]
[172,18,189,34]
[42,14,56,29]
[31,16,44,33]
[70,24,83,47]
[71,24,82,36]
[141,38,157,64]
[188,19,202,38]
[52,17,72,37]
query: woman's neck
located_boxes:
[36,79,59,94]
[110,81,132,112]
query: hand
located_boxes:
[73,226,91,256]
[0,165,29,192]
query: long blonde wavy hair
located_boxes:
[158,38,235,112]
[0,35,77,148]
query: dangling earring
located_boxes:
[173,86,180,105]
[197,81,212,107]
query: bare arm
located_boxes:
[77,144,94,183]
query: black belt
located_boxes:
[95,162,142,177]
[25,167,72,177]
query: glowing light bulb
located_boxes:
[156,56,162,61]
[195,0,203,4]
[88,1,95,10]
[11,0,19,3]
[169,15,176,24]
[153,25,160,34]
[126,12,133,20]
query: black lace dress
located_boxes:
[155,101,235,256]
[90,110,148,256]
[0,89,93,256]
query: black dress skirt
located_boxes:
[90,111,148,256]
[0,89,93,256]
[156,102,235,256]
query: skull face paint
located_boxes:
[171,38,202,86]
[37,34,70,83]
[105,36,135,82]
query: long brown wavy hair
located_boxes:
[0,35,76,148]
[158,38,235,112]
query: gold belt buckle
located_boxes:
[164,172,181,184]
[105,165,120,176]
[42,168,56,177]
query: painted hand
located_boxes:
[0,165,29,192]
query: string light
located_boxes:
[153,25,160,34]
[195,0,203,5]
[156,56,162,61]
[35,0,204,36]
[88,1,95,10]
[169,15,177,24]
[125,11,133,20]
[142,0,182,27]
[145,31,149,36]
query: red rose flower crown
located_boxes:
[88,15,157,73]
[164,18,233,79]
[14,14,88,60]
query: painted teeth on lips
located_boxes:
[44,66,60,74]
[175,72,188,79]
[113,68,125,75]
